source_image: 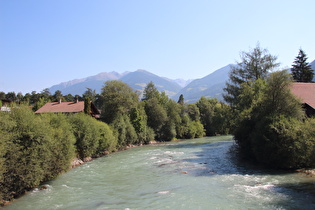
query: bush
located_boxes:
[0,107,117,202]
[0,107,60,199]
[233,71,315,169]
[41,113,76,178]
[249,116,315,169]
[189,121,205,138]
[110,114,137,148]
[95,120,117,155]
[69,113,100,159]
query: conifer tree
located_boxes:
[291,49,314,82]
[177,94,184,105]
[223,43,279,107]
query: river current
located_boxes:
[6,136,315,209]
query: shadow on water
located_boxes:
[165,138,293,176]
[163,137,315,208]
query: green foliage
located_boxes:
[0,112,14,201]
[5,92,17,101]
[177,94,184,105]
[84,97,91,115]
[233,70,313,169]
[95,120,117,154]
[291,49,314,82]
[142,81,160,101]
[83,88,97,102]
[32,97,51,111]
[40,113,76,179]
[64,94,75,102]
[0,106,77,200]
[2,107,53,197]
[187,104,200,121]
[0,106,118,202]
[101,80,139,124]
[187,121,205,139]
[52,90,65,102]
[224,43,280,107]
[129,106,154,144]
[69,113,100,159]
[0,92,5,100]
[40,88,51,99]
[144,98,168,140]
[110,114,137,148]
[249,116,315,168]
[160,121,177,141]
[196,97,230,136]
[262,70,304,119]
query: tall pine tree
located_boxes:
[291,49,314,82]
[223,43,279,107]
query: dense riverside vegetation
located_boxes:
[0,107,117,202]
[0,81,231,204]
[224,44,315,169]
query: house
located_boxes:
[35,99,101,118]
[1,99,12,112]
[290,82,315,117]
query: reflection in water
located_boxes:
[6,136,315,210]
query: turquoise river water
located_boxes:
[5,136,315,209]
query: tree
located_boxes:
[84,97,91,115]
[177,94,184,105]
[0,92,5,100]
[187,104,200,121]
[224,44,280,107]
[110,114,137,147]
[234,70,308,168]
[142,81,160,101]
[291,49,314,82]
[16,92,23,103]
[5,92,17,102]
[32,97,50,111]
[64,94,75,102]
[144,97,168,140]
[101,80,139,124]
[40,88,51,100]
[83,88,97,102]
[52,90,64,102]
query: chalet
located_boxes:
[35,99,100,118]
[290,83,315,117]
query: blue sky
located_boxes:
[1,0,314,94]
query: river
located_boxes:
[5,136,315,209]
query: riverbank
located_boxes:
[70,143,145,168]
[0,143,145,207]
[5,136,315,210]
[1,140,172,207]
[297,168,315,177]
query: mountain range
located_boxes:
[49,59,315,103]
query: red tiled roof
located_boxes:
[35,101,85,114]
[290,83,315,109]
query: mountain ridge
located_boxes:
[48,70,191,97]
[48,60,315,103]
[172,64,233,103]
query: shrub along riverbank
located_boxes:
[0,106,118,204]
